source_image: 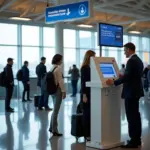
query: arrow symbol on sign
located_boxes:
[66,8,71,16]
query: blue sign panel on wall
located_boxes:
[45,1,90,23]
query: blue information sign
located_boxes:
[45,1,90,23]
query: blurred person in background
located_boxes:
[22,61,31,102]
[4,58,14,112]
[120,64,126,77]
[143,65,150,92]
[68,64,80,97]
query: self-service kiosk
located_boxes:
[86,57,124,149]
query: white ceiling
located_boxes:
[0,0,150,34]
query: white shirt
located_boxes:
[51,65,66,92]
[129,53,136,59]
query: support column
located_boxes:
[55,0,64,56]
[55,23,64,55]
[17,24,22,100]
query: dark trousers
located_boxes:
[5,87,13,110]
[22,82,30,100]
[71,80,78,96]
[83,102,91,137]
[38,87,49,108]
[125,98,142,142]
[81,94,91,137]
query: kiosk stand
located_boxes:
[86,57,124,149]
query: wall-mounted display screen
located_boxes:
[98,23,123,47]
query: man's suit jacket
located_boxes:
[114,54,144,99]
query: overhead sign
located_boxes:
[45,1,90,23]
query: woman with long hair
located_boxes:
[80,50,96,141]
[49,54,66,136]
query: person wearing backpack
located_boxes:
[4,58,14,112]
[22,61,31,102]
[36,57,51,111]
[49,54,66,136]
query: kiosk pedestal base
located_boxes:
[86,141,124,149]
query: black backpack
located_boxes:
[45,67,58,95]
[16,69,23,81]
[0,71,6,87]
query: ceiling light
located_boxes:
[128,30,141,34]
[77,24,93,28]
[9,17,31,21]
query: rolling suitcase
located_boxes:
[71,113,83,141]
[34,94,40,107]
[34,94,44,107]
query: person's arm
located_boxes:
[55,67,66,93]
[147,71,150,84]
[22,67,26,82]
[68,68,72,74]
[27,68,30,82]
[26,68,30,82]
[45,66,47,73]
[81,67,90,94]
[81,67,90,103]
[5,66,12,85]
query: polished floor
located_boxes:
[0,94,150,150]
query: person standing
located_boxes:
[106,43,144,148]
[22,61,31,102]
[143,65,150,92]
[120,64,126,77]
[68,64,80,97]
[80,50,96,141]
[146,66,150,100]
[4,58,14,112]
[36,57,52,111]
[49,54,66,136]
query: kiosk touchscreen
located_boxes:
[88,57,119,88]
[100,63,117,78]
[86,57,124,149]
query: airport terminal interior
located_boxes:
[0,0,150,150]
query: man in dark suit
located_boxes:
[4,58,14,112]
[106,43,144,148]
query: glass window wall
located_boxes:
[0,22,149,79]
[22,47,39,77]
[43,27,55,47]
[22,25,39,46]
[0,23,17,45]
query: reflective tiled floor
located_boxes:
[0,94,150,150]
